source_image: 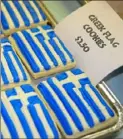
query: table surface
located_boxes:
[43,1,123,138]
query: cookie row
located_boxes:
[1,69,117,139]
[1,25,76,91]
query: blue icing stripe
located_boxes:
[42,25,52,30]
[79,78,91,85]
[1,63,9,85]
[71,68,84,75]
[22,30,51,70]
[89,85,115,117]
[35,33,45,41]
[33,0,46,20]
[3,1,19,28]
[1,102,19,138]
[1,38,9,43]
[63,83,95,128]
[47,78,84,132]
[28,96,41,105]
[1,11,9,30]
[13,1,30,26]
[6,88,17,98]
[37,83,73,135]
[56,72,68,81]
[49,39,67,65]
[11,102,33,138]
[11,33,40,73]
[30,28,40,33]
[21,84,35,93]
[47,31,57,39]
[28,104,48,138]
[4,52,19,83]
[36,37,58,67]
[23,1,40,23]
[57,38,75,62]
[12,51,28,81]
[79,87,106,122]
[2,46,12,52]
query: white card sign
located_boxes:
[55,1,123,85]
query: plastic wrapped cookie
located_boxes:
[37,68,118,138]
[1,38,30,90]
[1,84,60,139]
[9,25,76,79]
[1,0,47,35]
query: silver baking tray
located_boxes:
[1,1,123,138]
[38,1,123,138]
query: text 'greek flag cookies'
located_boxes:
[1,38,30,91]
[37,68,117,138]
[1,0,47,34]
[1,84,60,139]
[9,25,76,79]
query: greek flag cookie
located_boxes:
[1,84,60,139]
[1,0,47,35]
[9,25,76,79]
[1,38,30,90]
[37,68,117,138]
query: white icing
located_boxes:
[60,71,87,88]
[1,77,4,86]
[1,42,11,48]
[10,87,36,106]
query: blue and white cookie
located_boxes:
[1,38,30,90]
[1,84,60,139]
[1,1,47,34]
[9,25,76,79]
[37,68,117,138]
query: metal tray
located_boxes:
[1,1,122,138]
[38,1,123,138]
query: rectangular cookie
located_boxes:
[9,25,76,79]
[1,38,30,90]
[1,0,47,35]
[37,68,118,138]
[1,84,60,139]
